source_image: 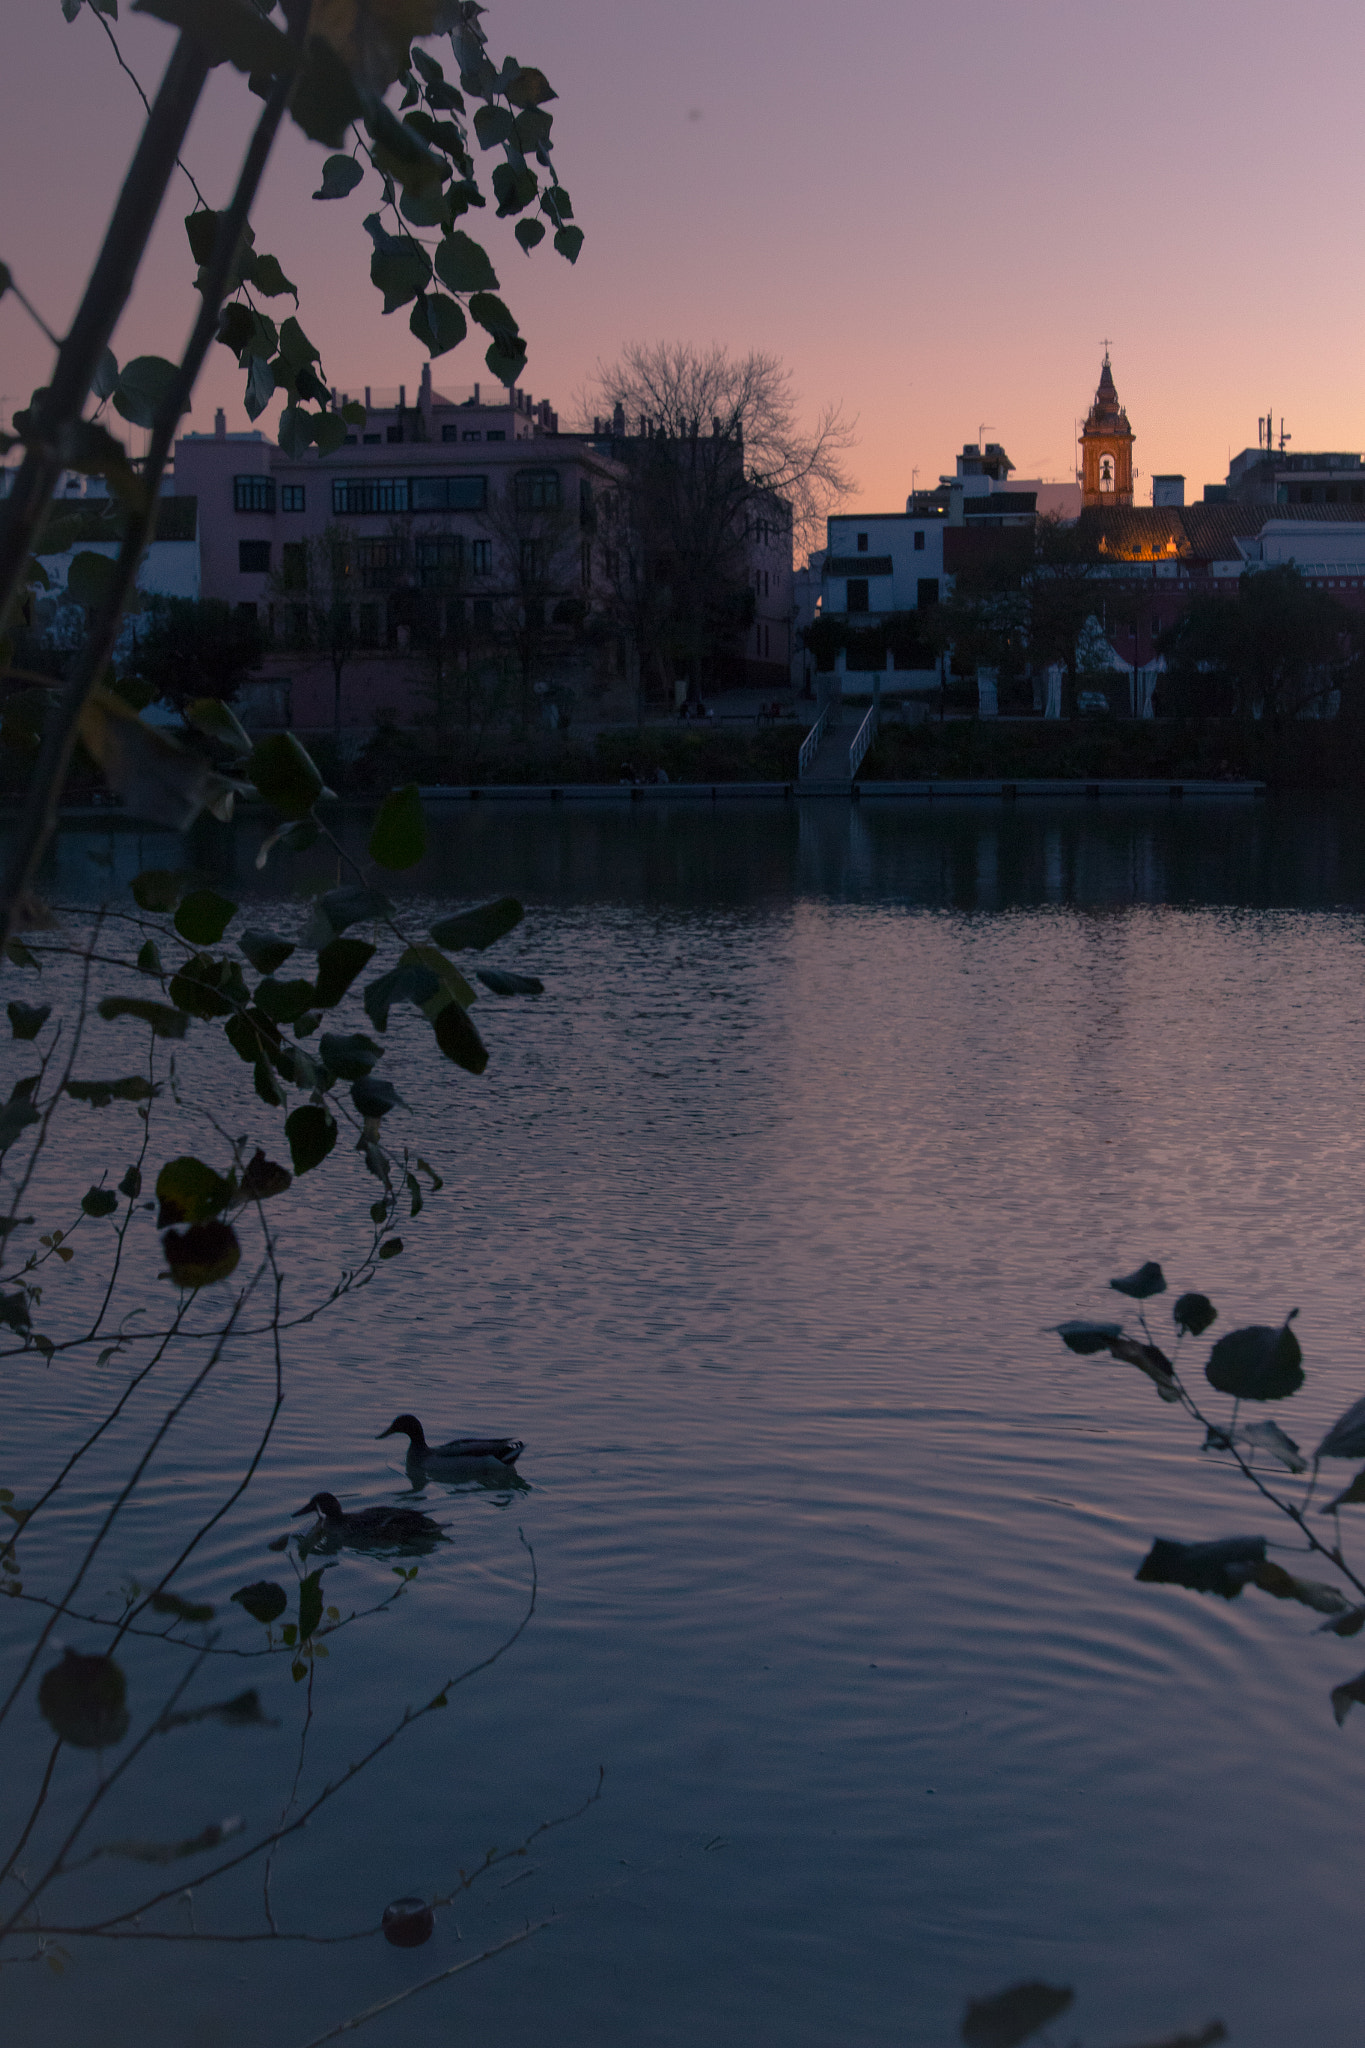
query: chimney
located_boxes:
[474,381,480,404]
[365,386,372,408]
[398,384,405,411]
[214,408,225,440]
[612,401,625,436]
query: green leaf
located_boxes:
[312,884,390,938]
[1053,1320,1124,1355]
[155,1156,232,1227]
[1110,1261,1166,1300]
[363,962,440,1032]
[66,549,118,609]
[174,889,236,946]
[7,1001,51,1040]
[318,1031,383,1080]
[277,406,314,457]
[430,897,523,951]
[162,1220,240,1288]
[132,0,290,75]
[960,1982,1074,2048]
[253,1059,285,1107]
[232,1580,287,1625]
[290,32,363,149]
[314,152,364,200]
[137,939,162,977]
[1316,1393,1365,1461]
[239,929,296,975]
[184,208,219,265]
[369,241,432,313]
[65,1076,160,1108]
[168,954,246,1021]
[81,1187,119,1218]
[433,999,488,1076]
[553,225,584,265]
[118,1164,142,1197]
[0,1291,31,1333]
[476,968,543,996]
[38,1648,128,1750]
[97,996,190,1039]
[515,218,546,253]
[1173,1292,1217,1337]
[315,938,376,1008]
[378,1237,403,1261]
[473,104,513,149]
[285,1104,337,1176]
[184,697,253,758]
[484,333,528,386]
[149,1589,215,1623]
[369,784,426,870]
[467,291,518,341]
[0,1098,40,1151]
[131,868,184,913]
[491,160,538,218]
[341,400,366,426]
[247,252,297,299]
[433,229,498,293]
[112,354,180,431]
[409,291,466,358]
[1135,1534,1266,1600]
[1205,1317,1303,1402]
[249,732,324,819]
[297,1570,324,1643]
[240,1149,291,1202]
[506,64,557,108]
[351,1076,403,1119]
[253,977,318,1025]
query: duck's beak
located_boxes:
[290,1501,317,1517]
[375,1425,396,1439]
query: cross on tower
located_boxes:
[1101,336,1112,361]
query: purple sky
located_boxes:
[5,0,1365,526]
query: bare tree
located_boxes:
[582,343,853,707]
[269,520,357,739]
[479,476,580,732]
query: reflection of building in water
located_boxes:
[1079,352,1135,508]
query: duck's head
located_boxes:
[292,1491,342,1520]
[377,1414,425,1448]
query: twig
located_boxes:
[294,1922,555,2048]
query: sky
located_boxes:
[4,0,1365,529]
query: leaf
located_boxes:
[1332,1669,1365,1726]
[231,1580,287,1626]
[318,1031,383,1080]
[184,697,253,758]
[1110,1260,1166,1300]
[38,1649,129,1749]
[960,1981,1075,2048]
[132,0,290,75]
[253,976,319,1025]
[351,1076,403,1119]
[297,1570,323,1643]
[312,884,391,940]
[92,345,119,400]
[379,1237,403,1260]
[506,64,556,108]
[149,1589,216,1623]
[515,218,546,253]
[162,1220,241,1288]
[473,104,512,148]
[1323,1469,1365,1513]
[467,290,518,343]
[0,1097,38,1152]
[240,1149,291,1203]
[118,1165,142,1197]
[1250,1558,1350,1616]
[290,31,364,148]
[66,549,118,609]
[1135,1534,1266,1600]
[248,732,324,819]
[247,252,297,300]
[239,929,296,975]
[1053,1319,1124,1356]
[168,953,247,1020]
[285,1104,337,1175]
[1240,1420,1306,1472]
[433,229,498,293]
[1317,1392,1365,1461]
[433,998,488,1076]
[97,996,189,1039]
[382,1896,435,1949]
[553,225,584,264]
[369,240,432,313]
[409,290,466,358]
[79,686,245,829]
[112,353,181,430]
[277,406,314,458]
[81,1187,119,1218]
[174,889,236,946]
[0,1291,31,1333]
[244,352,275,420]
[137,939,162,976]
[1174,1291,1217,1337]
[476,968,543,996]
[156,1156,232,1227]
[91,1818,244,1864]
[315,151,364,199]
[402,943,476,1011]
[130,867,184,912]
[7,1001,51,1040]
[65,1076,160,1108]
[1205,1317,1303,1402]
[363,962,441,1032]
[430,896,523,952]
[314,938,376,1008]
[369,783,426,870]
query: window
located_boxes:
[485,430,506,442]
[470,539,491,575]
[356,538,403,590]
[386,424,404,444]
[362,433,381,444]
[280,541,307,590]
[520,538,544,580]
[856,532,868,553]
[280,484,306,512]
[914,529,925,552]
[847,578,869,613]
[581,540,592,589]
[916,577,940,609]
[332,476,410,515]
[515,469,561,510]
[239,539,271,574]
[441,424,459,442]
[234,475,275,514]
[410,475,486,512]
[462,431,482,442]
[416,534,463,587]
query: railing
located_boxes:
[848,702,879,780]
[798,703,831,778]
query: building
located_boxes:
[821,512,946,621]
[1215,440,1365,507]
[1079,352,1135,506]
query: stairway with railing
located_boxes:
[798,702,832,778]
[848,702,879,780]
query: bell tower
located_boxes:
[1079,350,1135,507]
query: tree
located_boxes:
[130,595,263,711]
[585,343,852,705]
[270,520,359,737]
[1158,566,1355,728]
[478,472,580,731]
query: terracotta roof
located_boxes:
[1074,501,1365,565]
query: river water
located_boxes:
[6,795,1365,2046]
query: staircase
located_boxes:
[798,697,879,791]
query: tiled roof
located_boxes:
[1074,501,1365,565]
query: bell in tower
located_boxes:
[1079,351,1135,507]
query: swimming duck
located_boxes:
[291,1491,443,1544]
[377,1414,525,1470]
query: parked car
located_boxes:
[1076,689,1112,715]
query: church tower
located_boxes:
[1079,351,1135,506]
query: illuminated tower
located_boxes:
[1079,351,1135,507]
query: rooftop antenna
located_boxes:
[1279,418,1290,453]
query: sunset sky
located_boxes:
[4,0,1365,529]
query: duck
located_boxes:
[377,1414,525,1471]
[290,1491,443,1544]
